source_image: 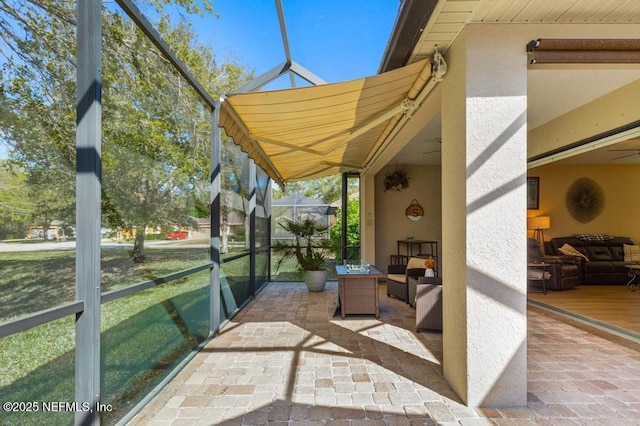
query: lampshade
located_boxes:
[527,216,550,230]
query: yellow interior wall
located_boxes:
[528,164,640,244]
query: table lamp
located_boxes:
[527,216,550,246]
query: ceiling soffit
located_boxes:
[381,1,640,167]
[407,0,640,66]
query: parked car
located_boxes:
[165,231,187,240]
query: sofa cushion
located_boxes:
[584,261,615,274]
[386,273,406,284]
[610,245,625,261]
[558,243,589,261]
[624,244,640,262]
[585,246,613,261]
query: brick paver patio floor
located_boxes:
[130,281,640,425]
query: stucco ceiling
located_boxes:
[409,0,640,66]
[391,67,640,166]
[388,0,640,167]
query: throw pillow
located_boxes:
[624,244,640,262]
[558,243,589,261]
[407,257,425,269]
[571,233,614,241]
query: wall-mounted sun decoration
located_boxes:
[565,177,605,223]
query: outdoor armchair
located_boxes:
[386,257,426,303]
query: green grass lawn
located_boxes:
[0,275,210,425]
[0,244,210,322]
[0,243,336,425]
[0,245,210,425]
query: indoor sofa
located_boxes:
[527,238,580,291]
[545,235,640,285]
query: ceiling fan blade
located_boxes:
[608,149,640,152]
[610,152,639,160]
[422,150,441,155]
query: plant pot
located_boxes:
[304,270,327,292]
[425,268,435,277]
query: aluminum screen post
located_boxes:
[249,160,257,297]
[75,0,102,424]
[341,172,348,262]
[210,103,222,335]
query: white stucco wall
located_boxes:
[363,21,639,408]
[442,24,528,407]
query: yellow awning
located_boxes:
[219,58,431,187]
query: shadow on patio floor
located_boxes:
[129,280,640,425]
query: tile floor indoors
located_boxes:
[130,281,640,425]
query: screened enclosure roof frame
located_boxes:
[217,0,440,188]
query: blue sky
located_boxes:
[191,0,400,87]
[0,1,399,159]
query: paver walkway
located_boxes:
[130,281,640,425]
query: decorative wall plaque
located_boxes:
[405,199,424,222]
[565,177,605,223]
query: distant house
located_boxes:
[189,217,211,240]
[26,220,72,240]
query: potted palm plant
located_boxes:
[273,217,332,291]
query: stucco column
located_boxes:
[441,25,528,407]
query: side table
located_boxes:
[528,262,550,294]
[626,264,640,292]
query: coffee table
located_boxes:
[335,264,384,318]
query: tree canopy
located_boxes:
[0,1,253,257]
[272,174,360,205]
[0,160,31,239]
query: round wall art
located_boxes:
[565,177,605,223]
[405,199,424,222]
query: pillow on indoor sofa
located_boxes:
[624,244,640,262]
[558,243,589,261]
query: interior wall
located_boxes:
[374,164,442,269]
[528,164,640,244]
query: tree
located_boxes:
[0,0,78,240]
[0,161,31,239]
[273,174,345,204]
[0,1,253,261]
[330,196,360,262]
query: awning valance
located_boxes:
[219,58,431,187]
